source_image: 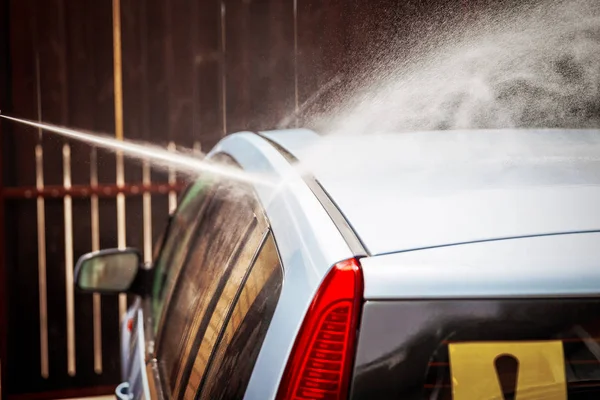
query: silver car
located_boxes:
[75,128,600,400]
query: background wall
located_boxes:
[0,0,519,398]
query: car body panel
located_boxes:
[360,231,600,300]
[262,128,600,255]
[128,307,151,399]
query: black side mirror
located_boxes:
[74,248,153,296]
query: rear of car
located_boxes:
[263,128,600,400]
[350,232,600,400]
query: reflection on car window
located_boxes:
[196,232,284,400]
[178,222,266,399]
[151,178,213,330]
[155,176,260,397]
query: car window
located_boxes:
[350,299,600,400]
[176,224,268,399]
[155,175,263,397]
[150,177,214,330]
[194,232,284,400]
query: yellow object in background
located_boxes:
[448,340,567,400]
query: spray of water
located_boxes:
[0,114,275,187]
[281,0,600,188]
[317,0,600,136]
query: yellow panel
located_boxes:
[448,340,567,400]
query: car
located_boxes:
[74,128,600,400]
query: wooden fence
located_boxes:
[0,0,515,397]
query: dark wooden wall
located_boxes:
[0,0,523,398]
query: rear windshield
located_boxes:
[351,299,600,400]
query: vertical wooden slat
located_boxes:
[34,51,49,380]
[62,144,75,377]
[90,148,102,374]
[112,0,128,321]
[35,145,48,379]
[112,0,124,142]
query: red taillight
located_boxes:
[276,258,364,400]
[127,318,134,332]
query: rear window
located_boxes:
[351,299,600,400]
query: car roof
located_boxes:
[260,128,600,256]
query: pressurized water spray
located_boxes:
[0,114,275,187]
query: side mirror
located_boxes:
[74,248,142,294]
